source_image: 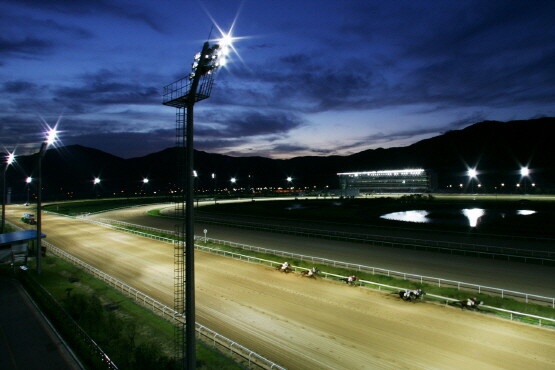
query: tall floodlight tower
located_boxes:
[162,35,230,369]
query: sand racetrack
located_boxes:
[6,205,555,369]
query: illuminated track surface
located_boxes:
[97,204,555,297]
[7,207,555,369]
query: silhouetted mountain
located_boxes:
[3,117,555,200]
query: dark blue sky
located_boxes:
[1,0,554,159]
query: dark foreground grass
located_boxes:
[1,255,240,370]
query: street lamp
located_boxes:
[212,173,216,204]
[92,177,101,198]
[25,177,32,205]
[36,125,59,274]
[520,167,530,194]
[1,151,16,233]
[467,168,477,193]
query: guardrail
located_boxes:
[43,240,285,370]
[195,215,555,263]
[203,236,555,308]
[195,244,555,329]
[84,218,555,309]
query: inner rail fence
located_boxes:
[89,218,555,309]
[42,240,285,370]
[194,215,555,264]
[193,244,555,329]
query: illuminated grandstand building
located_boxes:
[338,169,432,194]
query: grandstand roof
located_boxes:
[0,230,46,247]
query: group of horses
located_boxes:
[276,263,483,310]
[395,289,426,302]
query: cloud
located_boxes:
[0,37,53,57]
[2,81,39,94]
[5,0,165,32]
[51,68,160,109]
[198,110,305,138]
[41,19,94,39]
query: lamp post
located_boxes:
[1,151,15,234]
[93,177,101,198]
[142,178,149,196]
[248,175,254,200]
[193,171,198,207]
[212,173,216,205]
[162,33,231,369]
[520,167,530,194]
[467,168,477,194]
[36,126,58,274]
[25,177,32,205]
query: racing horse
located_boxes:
[452,297,483,310]
[276,262,292,273]
[301,267,320,278]
[340,275,358,286]
[396,289,426,302]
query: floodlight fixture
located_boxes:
[193,170,198,177]
[2,150,16,233]
[211,173,215,179]
[143,178,149,184]
[6,151,15,166]
[45,126,59,146]
[287,176,293,182]
[230,177,236,184]
[93,177,101,185]
[467,168,477,178]
[26,177,32,184]
[520,167,530,177]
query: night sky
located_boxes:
[1,0,554,159]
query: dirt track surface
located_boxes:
[6,206,555,369]
[97,204,555,297]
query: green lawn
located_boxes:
[2,255,241,370]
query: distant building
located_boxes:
[338,169,434,194]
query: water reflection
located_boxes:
[381,210,429,223]
[381,208,536,227]
[462,208,485,227]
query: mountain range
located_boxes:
[3,117,554,200]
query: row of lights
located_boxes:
[467,166,531,178]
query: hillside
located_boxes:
[3,117,554,200]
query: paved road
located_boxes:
[5,206,555,370]
[0,277,82,370]
[98,204,555,297]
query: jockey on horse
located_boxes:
[462,297,483,310]
[279,261,291,272]
[399,288,425,301]
[306,267,318,277]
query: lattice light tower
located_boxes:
[162,37,229,369]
